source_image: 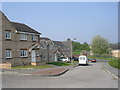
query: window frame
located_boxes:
[32,35,36,41]
[20,34,27,40]
[5,31,11,39]
[6,49,12,58]
[20,50,28,57]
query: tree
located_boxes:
[91,35,110,56]
[72,41,81,51]
[81,42,90,51]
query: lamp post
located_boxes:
[70,38,76,64]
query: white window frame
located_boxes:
[32,35,36,41]
[6,49,12,58]
[20,50,28,57]
[5,31,11,39]
[20,34,27,40]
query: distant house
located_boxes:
[40,38,72,62]
[0,11,41,68]
[40,37,63,62]
[110,43,120,58]
[53,40,71,58]
[40,37,55,62]
[62,38,72,58]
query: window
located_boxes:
[20,50,28,57]
[32,35,36,41]
[20,34,27,40]
[6,49,12,58]
[80,57,85,60]
[5,31,11,39]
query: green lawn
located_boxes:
[47,61,72,66]
[88,55,120,69]
[73,51,80,55]
[12,65,53,69]
[87,55,113,60]
[109,58,120,69]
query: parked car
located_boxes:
[91,59,97,62]
[59,57,70,62]
[73,56,79,61]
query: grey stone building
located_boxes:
[0,11,41,66]
[62,38,72,58]
[53,41,71,58]
[40,37,62,63]
[40,37,72,63]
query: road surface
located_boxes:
[2,62,118,88]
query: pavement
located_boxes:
[1,63,78,76]
[102,62,119,79]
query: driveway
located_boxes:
[2,62,118,88]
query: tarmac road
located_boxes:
[2,62,118,88]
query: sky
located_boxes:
[1,2,118,44]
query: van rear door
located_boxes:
[79,56,88,64]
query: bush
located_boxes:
[109,58,120,69]
[88,55,112,60]
[47,61,71,66]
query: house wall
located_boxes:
[40,40,58,63]
[49,47,58,62]
[112,50,120,58]
[1,13,41,66]
[0,12,2,63]
[62,39,72,58]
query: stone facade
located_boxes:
[40,38,72,62]
[40,37,60,63]
[62,39,72,58]
[0,11,41,66]
[0,11,72,68]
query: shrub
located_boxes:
[47,61,71,66]
[109,58,120,69]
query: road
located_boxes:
[2,62,118,88]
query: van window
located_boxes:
[80,57,86,60]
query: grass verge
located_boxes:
[88,55,120,69]
[87,55,113,60]
[47,61,72,66]
[12,65,53,69]
[109,58,120,69]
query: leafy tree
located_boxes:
[72,41,90,52]
[72,41,81,51]
[81,42,90,51]
[91,35,110,56]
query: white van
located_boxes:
[79,55,88,65]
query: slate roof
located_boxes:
[53,41,67,49]
[41,37,51,40]
[11,22,41,34]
